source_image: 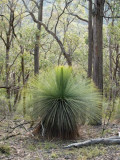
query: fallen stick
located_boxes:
[4,133,21,140]
[8,121,31,133]
[64,136,120,148]
[0,117,5,122]
[0,133,21,141]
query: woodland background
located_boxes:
[0,0,120,159]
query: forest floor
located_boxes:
[0,114,120,160]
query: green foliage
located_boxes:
[23,66,101,139]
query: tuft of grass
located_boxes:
[78,145,106,159]
[44,142,58,150]
[0,144,10,155]
[27,144,36,151]
[62,145,106,160]
[51,152,58,159]
[24,66,101,139]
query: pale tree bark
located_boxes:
[93,0,105,93]
[34,0,44,75]
[88,0,93,78]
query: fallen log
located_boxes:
[64,136,120,148]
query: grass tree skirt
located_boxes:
[22,66,102,139]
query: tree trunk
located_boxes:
[5,7,15,112]
[88,0,93,78]
[113,44,119,87]
[93,0,105,93]
[106,27,113,101]
[92,0,105,125]
[34,0,44,75]
[6,46,11,111]
[21,46,26,115]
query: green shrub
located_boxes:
[24,66,101,139]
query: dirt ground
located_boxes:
[0,114,120,160]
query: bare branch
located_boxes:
[30,0,39,8]
[0,14,9,21]
[0,32,7,46]
[69,13,88,23]
[47,0,55,27]
[0,86,11,89]
[9,52,21,69]
[103,16,120,19]
[54,0,73,34]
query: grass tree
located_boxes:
[24,66,101,139]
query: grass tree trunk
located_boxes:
[34,0,44,75]
[88,0,93,78]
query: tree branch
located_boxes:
[104,16,120,19]
[0,32,7,46]
[0,14,9,21]
[9,52,21,69]
[69,13,88,23]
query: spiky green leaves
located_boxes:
[25,66,101,139]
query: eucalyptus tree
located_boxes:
[92,0,105,93]
[92,0,120,93]
[87,0,93,78]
